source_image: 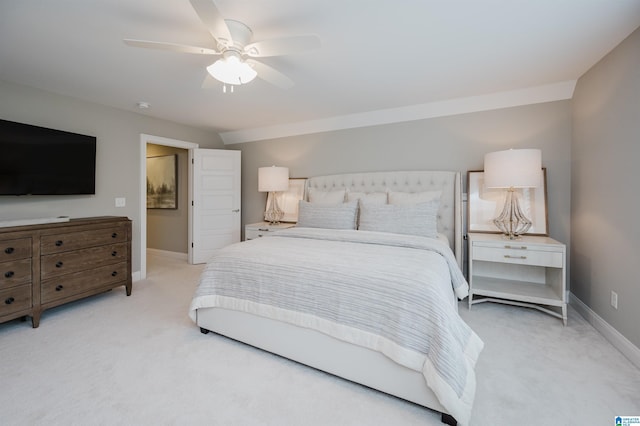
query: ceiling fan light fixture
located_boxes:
[207,52,257,86]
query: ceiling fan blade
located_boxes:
[246,59,294,89]
[123,39,220,55]
[244,35,321,57]
[189,0,233,47]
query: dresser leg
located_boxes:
[31,311,41,328]
[126,283,132,296]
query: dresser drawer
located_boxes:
[0,285,31,317]
[472,245,563,268]
[41,262,127,303]
[0,238,32,261]
[41,224,128,254]
[41,243,128,280]
[0,258,32,289]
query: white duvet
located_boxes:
[189,227,483,425]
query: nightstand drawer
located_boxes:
[245,228,271,240]
[245,222,295,241]
[473,245,563,268]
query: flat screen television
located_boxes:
[0,119,96,195]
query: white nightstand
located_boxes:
[468,232,567,325]
[245,222,295,240]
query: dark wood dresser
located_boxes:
[0,216,132,328]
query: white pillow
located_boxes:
[358,200,439,238]
[297,200,358,230]
[388,190,442,206]
[307,188,346,205]
[346,190,387,205]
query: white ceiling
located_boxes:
[1,1,639,144]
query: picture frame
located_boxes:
[467,168,548,236]
[146,154,178,209]
[265,178,307,223]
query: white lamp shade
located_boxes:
[258,166,289,192]
[207,53,257,86]
[484,149,542,188]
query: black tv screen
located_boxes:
[0,119,96,195]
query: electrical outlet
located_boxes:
[611,291,618,309]
[115,197,126,208]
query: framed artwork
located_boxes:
[467,168,548,236]
[265,178,307,223]
[147,154,177,209]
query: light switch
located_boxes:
[115,197,126,207]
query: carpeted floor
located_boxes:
[1,253,638,425]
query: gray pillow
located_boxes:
[297,200,358,230]
[358,200,439,238]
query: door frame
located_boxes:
[139,134,199,279]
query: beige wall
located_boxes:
[571,27,640,348]
[146,144,189,254]
[235,101,572,257]
[0,80,223,274]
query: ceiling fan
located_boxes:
[124,0,320,90]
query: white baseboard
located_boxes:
[570,293,640,370]
[146,248,188,260]
[132,271,141,282]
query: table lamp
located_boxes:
[484,149,542,239]
[258,166,289,224]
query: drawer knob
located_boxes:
[111,251,118,256]
[4,247,14,254]
[55,240,64,247]
[4,297,15,305]
[55,261,64,268]
[111,271,118,277]
[55,284,64,291]
[4,271,15,278]
[111,233,118,238]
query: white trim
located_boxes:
[132,271,141,282]
[139,134,199,280]
[220,81,577,145]
[147,248,188,260]
[570,293,640,370]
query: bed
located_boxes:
[189,171,483,426]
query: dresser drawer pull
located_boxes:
[504,245,527,250]
[4,297,15,305]
[504,255,527,260]
[4,247,14,254]
[55,285,64,291]
[111,251,118,256]
[111,271,118,277]
[55,240,64,247]
[112,233,118,238]
[258,228,269,232]
[55,261,64,268]
[4,271,14,278]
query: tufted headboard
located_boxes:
[305,171,463,267]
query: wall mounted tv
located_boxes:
[0,119,96,195]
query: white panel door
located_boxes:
[190,149,241,264]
